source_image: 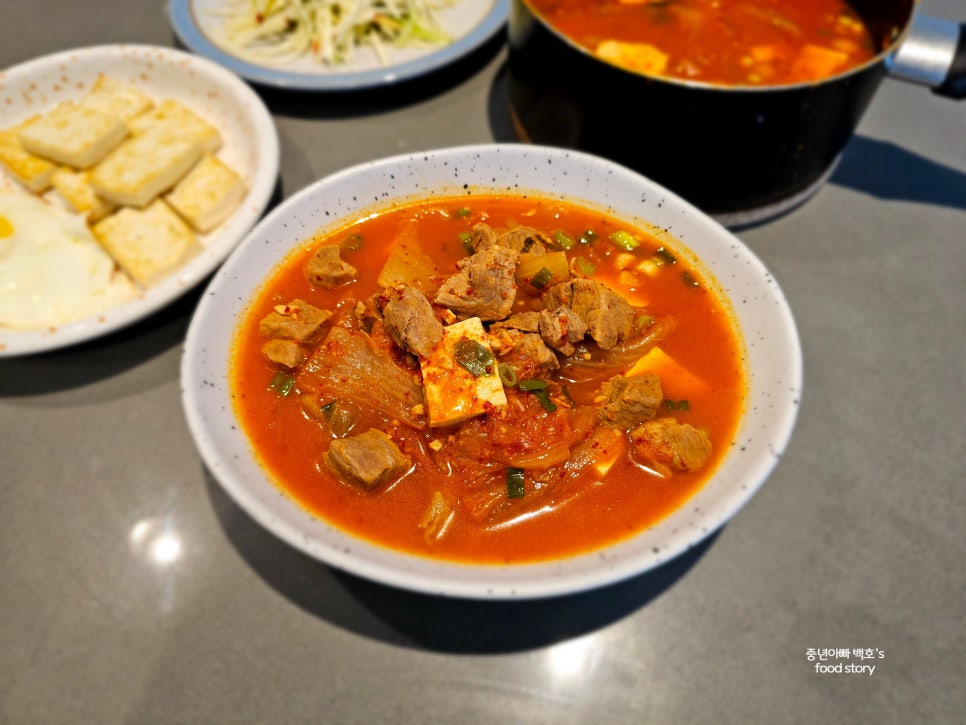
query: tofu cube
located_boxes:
[164,153,247,233]
[80,75,155,121]
[89,124,204,208]
[420,317,507,428]
[625,346,710,399]
[18,102,128,169]
[0,119,57,192]
[92,199,200,287]
[50,168,117,222]
[128,99,222,153]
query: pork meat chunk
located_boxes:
[492,328,559,379]
[630,418,712,473]
[306,244,357,289]
[261,339,306,369]
[381,285,443,358]
[596,373,663,429]
[259,299,332,344]
[542,278,635,350]
[434,245,518,321]
[538,305,588,356]
[325,428,412,489]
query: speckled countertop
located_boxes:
[2,1,964,722]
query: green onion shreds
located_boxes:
[662,398,690,411]
[609,230,639,251]
[458,231,474,255]
[453,339,494,377]
[681,271,701,288]
[498,362,518,388]
[517,378,548,391]
[269,371,296,397]
[579,229,598,245]
[456,206,471,218]
[340,233,363,251]
[506,467,526,499]
[529,266,554,289]
[655,246,677,265]
[575,256,597,276]
[533,390,557,412]
[553,230,576,250]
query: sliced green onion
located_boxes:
[340,233,363,251]
[458,231,474,255]
[553,230,576,250]
[498,362,518,388]
[456,207,471,218]
[662,398,690,411]
[529,266,554,289]
[453,339,493,377]
[575,256,597,276]
[609,230,639,251]
[518,378,548,391]
[655,246,677,265]
[506,467,525,499]
[532,390,557,413]
[636,314,656,330]
[681,271,701,288]
[579,229,598,245]
[270,371,296,397]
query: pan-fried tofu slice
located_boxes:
[128,99,222,153]
[421,317,507,427]
[50,168,117,223]
[164,153,247,233]
[80,75,155,121]
[92,199,200,287]
[18,102,128,169]
[89,124,204,208]
[0,119,57,192]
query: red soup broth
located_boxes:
[230,195,747,564]
[525,0,879,86]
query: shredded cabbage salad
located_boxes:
[210,0,457,67]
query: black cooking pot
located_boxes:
[508,0,964,225]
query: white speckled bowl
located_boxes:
[181,145,802,599]
[0,45,279,357]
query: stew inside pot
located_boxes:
[231,196,746,563]
[525,0,880,86]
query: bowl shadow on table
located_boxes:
[171,30,506,121]
[205,470,717,654]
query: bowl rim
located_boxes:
[182,143,802,599]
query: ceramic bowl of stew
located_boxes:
[508,0,965,226]
[181,144,802,599]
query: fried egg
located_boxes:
[0,189,135,330]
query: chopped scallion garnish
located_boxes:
[517,378,548,391]
[529,266,554,289]
[506,467,525,499]
[270,371,296,397]
[456,207,471,218]
[575,256,596,276]
[655,246,677,265]
[498,362,518,388]
[609,230,639,251]
[662,398,690,411]
[579,229,598,245]
[453,339,493,377]
[553,230,576,250]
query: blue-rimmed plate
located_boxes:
[168,0,508,91]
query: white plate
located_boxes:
[0,45,279,357]
[169,0,508,90]
[182,144,802,599]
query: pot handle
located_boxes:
[890,15,965,100]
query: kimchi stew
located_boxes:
[230,195,746,563]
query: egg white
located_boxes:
[0,189,136,330]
